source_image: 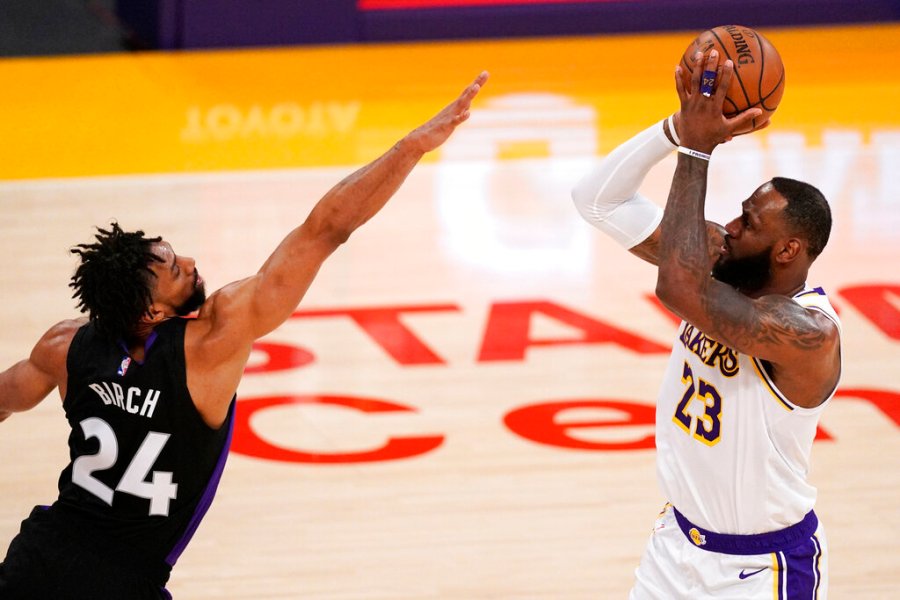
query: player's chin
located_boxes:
[710,256,729,278]
[176,288,208,317]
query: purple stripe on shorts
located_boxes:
[165,401,236,566]
[784,533,823,599]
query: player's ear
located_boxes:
[142,302,167,325]
[775,238,803,264]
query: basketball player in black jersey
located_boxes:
[0,72,488,599]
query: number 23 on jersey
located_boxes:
[672,361,723,446]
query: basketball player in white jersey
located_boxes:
[573,50,840,599]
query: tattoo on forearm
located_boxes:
[660,157,710,282]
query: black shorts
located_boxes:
[0,506,170,600]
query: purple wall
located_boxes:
[180,0,357,48]
[116,0,900,50]
[117,0,357,50]
[361,0,900,43]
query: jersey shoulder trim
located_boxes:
[792,286,842,332]
[750,357,794,412]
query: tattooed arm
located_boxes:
[629,220,725,267]
[655,51,839,408]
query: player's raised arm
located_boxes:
[655,50,767,329]
[214,72,488,344]
[571,115,672,264]
[571,111,728,266]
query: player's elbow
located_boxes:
[655,271,691,315]
[571,181,590,218]
[654,278,676,310]
[325,224,353,247]
[571,176,606,225]
[307,205,355,247]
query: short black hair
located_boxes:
[69,223,163,341]
[771,177,832,260]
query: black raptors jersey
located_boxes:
[53,318,233,582]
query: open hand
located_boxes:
[407,71,489,154]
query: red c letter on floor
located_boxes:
[231,395,444,463]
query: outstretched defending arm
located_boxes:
[185,72,489,427]
[243,71,489,339]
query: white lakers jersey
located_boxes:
[655,286,841,534]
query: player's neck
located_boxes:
[124,322,162,360]
[742,276,806,299]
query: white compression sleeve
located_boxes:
[572,119,675,249]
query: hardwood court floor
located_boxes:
[1,24,899,599]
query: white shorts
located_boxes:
[629,505,828,600]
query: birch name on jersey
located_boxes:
[88,381,161,419]
[677,322,739,377]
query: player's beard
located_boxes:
[711,245,773,295]
[175,273,207,316]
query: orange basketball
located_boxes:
[680,25,785,134]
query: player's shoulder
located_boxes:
[792,286,841,330]
[191,279,250,331]
[185,279,257,355]
[784,289,841,358]
[30,317,88,377]
[755,290,839,345]
[792,285,838,310]
[197,277,254,314]
[39,317,88,347]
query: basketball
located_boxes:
[680,25,785,134]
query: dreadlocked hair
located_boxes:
[69,222,163,341]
